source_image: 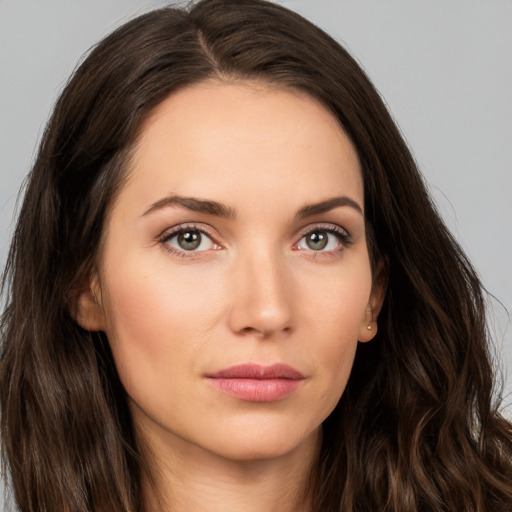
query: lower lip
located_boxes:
[207,378,302,402]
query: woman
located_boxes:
[1,0,511,510]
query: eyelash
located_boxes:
[296,224,352,254]
[158,223,352,257]
[158,224,219,258]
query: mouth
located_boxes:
[205,363,305,402]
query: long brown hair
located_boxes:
[1,1,511,510]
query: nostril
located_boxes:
[238,325,291,338]
[227,261,294,338]
[240,326,271,337]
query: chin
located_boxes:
[205,423,321,463]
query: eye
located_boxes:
[161,227,219,254]
[296,227,350,252]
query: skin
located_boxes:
[77,80,385,512]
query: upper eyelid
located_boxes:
[158,224,222,256]
[156,222,351,248]
[158,223,219,242]
[297,222,350,238]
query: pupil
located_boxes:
[178,231,201,250]
[307,231,328,250]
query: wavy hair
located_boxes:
[1,0,511,510]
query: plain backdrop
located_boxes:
[1,0,511,508]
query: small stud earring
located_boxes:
[367,324,372,330]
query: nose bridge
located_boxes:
[228,242,293,337]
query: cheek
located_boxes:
[104,254,221,336]
[308,259,372,336]
[99,258,225,396]
[304,261,372,398]
[308,335,360,426]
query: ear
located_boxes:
[74,274,106,332]
[358,259,388,343]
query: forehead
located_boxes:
[122,80,363,213]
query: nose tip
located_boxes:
[227,253,294,339]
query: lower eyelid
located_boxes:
[157,225,222,255]
[296,234,344,252]
[157,224,352,256]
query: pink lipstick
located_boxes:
[205,363,305,402]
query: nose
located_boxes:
[227,247,294,339]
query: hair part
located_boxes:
[2,1,511,511]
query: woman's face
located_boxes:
[78,81,383,463]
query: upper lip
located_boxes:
[206,363,304,380]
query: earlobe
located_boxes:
[358,304,378,343]
[358,258,388,343]
[74,275,106,332]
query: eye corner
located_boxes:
[295,224,352,254]
[158,224,222,257]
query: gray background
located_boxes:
[1,0,511,507]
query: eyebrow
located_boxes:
[296,196,363,218]
[142,194,363,219]
[142,195,237,218]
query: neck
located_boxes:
[140,428,321,512]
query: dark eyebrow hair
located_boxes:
[142,194,362,220]
[142,195,237,218]
[296,196,363,218]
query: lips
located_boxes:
[205,363,305,402]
